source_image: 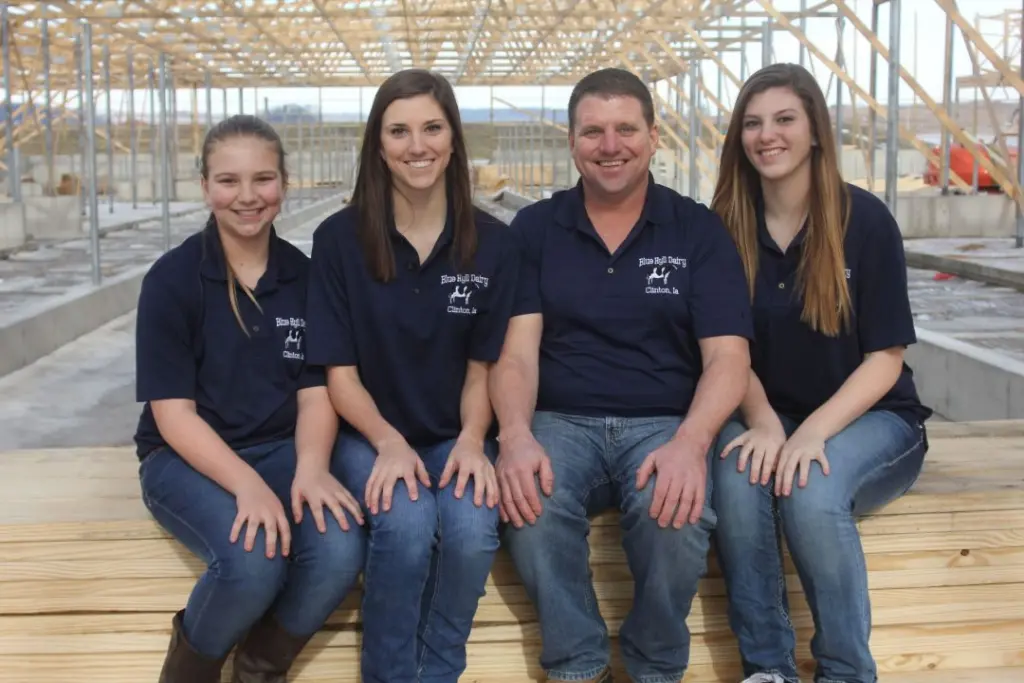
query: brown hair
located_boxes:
[352,68,476,282]
[711,63,852,337]
[568,67,655,131]
[199,114,288,335]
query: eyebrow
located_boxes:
[745,108,798,119]
[387,118,445,127]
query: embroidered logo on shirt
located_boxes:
[638,256,686,295]
[441,273,489,315]
[276,316,305,360]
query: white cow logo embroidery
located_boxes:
[284,329,302,351]
[647,266,673,286]
[449,284,474,306]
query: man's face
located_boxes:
[569,93,658,201]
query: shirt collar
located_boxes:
[755,190,808,255]
[199,221,298,290]
[554,172,672,235]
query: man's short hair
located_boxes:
[567,67,655,131]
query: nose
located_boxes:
[237,180,258,203]
[598,130,620,156]
[408,131,427,155]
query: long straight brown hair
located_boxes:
[352,69,476,282]
[711,63,852,337]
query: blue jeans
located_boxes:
[502,411,717,683]
[139,438,366,659]
[711,410,927,683]
[335,431,501,683]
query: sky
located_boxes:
[93,0,1024,120]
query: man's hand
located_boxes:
[495,430,554,528]
[636,436,707,529]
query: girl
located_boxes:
[709,63,932,683]
[134,114,366,683]
[304,69,518,683]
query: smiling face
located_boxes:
[380,94,453,194]
[740,86,815,183]
[201,135,284,241]
[569,93,658,201]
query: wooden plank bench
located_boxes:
[1,420,1023,682]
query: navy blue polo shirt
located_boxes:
[304,204,518,448]
[511,177,754,418]
[749,183,932,427]
[133,224,325,459]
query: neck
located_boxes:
[761,160,812,230]
[218,226,270,274]
[392,180,448,234]
[583,173,648,218]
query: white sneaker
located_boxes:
[741,675,787,683]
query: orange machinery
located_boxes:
[924,140,1019,193]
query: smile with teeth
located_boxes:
[596,160,626,167]
[406,159,434,168]
[759,148,786,158]
[233,208,264,217]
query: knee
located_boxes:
[619,477,715,568]
[210,533,288,598]
[438,490,499,560]
[368,484,438,564]
[778,478,846,530]
[302,518,367,578]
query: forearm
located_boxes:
[155,405,259,496]
[676,353,750,451]
[326,367,404,449]
[295,386,339,471]
[458,361,493,445]
[799,349,904,440]
[739,369,782,429]
[488,353,538,441]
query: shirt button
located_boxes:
[778,282,785,289]
[252,325,260,332]
[413,287,420,294]
[607,267,614,274]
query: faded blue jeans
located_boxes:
[336,431,501,683]
[502,411,718,683]
[711,410,928,683]
[138,438,366,659]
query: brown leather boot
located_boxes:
[231,613,314,683]
[157,610,227,683]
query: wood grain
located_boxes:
[0,420,1022,682]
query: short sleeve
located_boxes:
[688,211,754,340]
[509,211,543,316]
[298,363,327,389]
[856,210,917,352]
[470,229,521,361]
[135,270,197,402]
[305,220,358,367]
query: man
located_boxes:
[489,67,754,683]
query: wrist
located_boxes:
[456,429,486,448]
[673,421,714,454]
[497,422,533,445]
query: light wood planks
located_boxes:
[0,420,1022,682]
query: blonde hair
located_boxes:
[711,63,852,338]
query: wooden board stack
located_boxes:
[1,420,1022,682]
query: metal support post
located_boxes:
[688,60,699,199]
[940,12,955,194]
[884,0,901,214]
[158,53,172,251]
[128,47,137,208]
[104,44,114,213]
[81,22,101,284]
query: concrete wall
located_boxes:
[887,192,1016,239]
[0,202,26,251]
[23,196,82,240]
[0,193,349,379]
[906,328,1024,421]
